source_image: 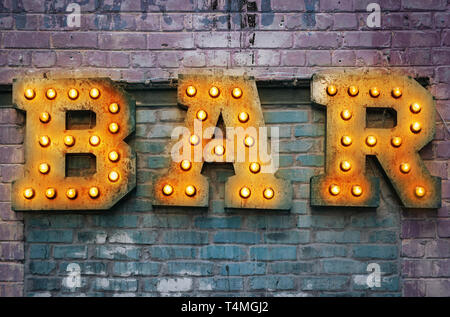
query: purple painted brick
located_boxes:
[437,220,450,238]
[0,242,24,261]
[0,263,23,282]
[148,33,194,49]
[281,50,306,66]
[406,49,431,65]
[32,51,56,68]
[436,141,450,158]
[56,51,82,67]
[84,51,107,67]
[3,32,50,48]
[355,50,384,66]
[52,32,97,49]
[426,280,450,297]
[392,31,440,48]
[354,0,401,11]
[343,32,391,48]
[0,109,23,125]
[436,67,450,83]
[256,50,281,66]
[401,220,436,239]
[197,32,241,48]
[249,32,292,48]
[0,126,23,144]
[7,51,30,66]
[271,0,307,11]
[205,51,230,67]
[435,12,450,28]
[332,50,356,66]
[306,50,331,66]
[232,51,255,67]
[409,13,432,29]
[0,15,13,29]
[0,222,23,241]
[294,32,340,49]
[402,0,447,10]
[136,14,161,31]
[402,240,425,258]
[432,49,450,66]
[156,51,180,68]
[402,259,450,277]
[333,13,358,30]
[109,52,130,68]
[320,0,352,11]
[131,52,155,68]
[161,14,186,31]
[425,240,450,258]
[182,51,206,67]
[99,33,146,50]
[383,13,408,29]
[0,202,22,221]
[0,284,23,297]
[0,147,24,164]
[165,0,195,11]
[403,280,426,296]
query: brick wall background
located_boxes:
[0,0,449,296]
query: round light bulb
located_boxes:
[341,136,352,146]
[108,171,119,182]
[196,110,207,121]
[391,137,402,147]
[90,88,100,99]
[109,103,120,114]
[263,188,274,200]
[180,160,192,171]
[185,185,196,197]
[232,87,242,99]
[392,87,402,98]
[89,135,100,146]
[45,188,56,199]
[348,86,359,96]
[89,186,100,199]
[38,163,50,174]
[340,161,351,172]
[415,186,426,198]
[352,185,363,197]
[209,86,220,98]
[108,151,120,162]
[162,184,173,196]
[109,122,119,134]
[244,136,255,147]
[410,103,421,114]
[366,135,377,147]
[186,86,197,97]
[340,109,352,120]
[24,88,35,100]
[23,188,35,199]
[238,112,249,123]
[329,184,340,196]
[46,88,56,100]
[370,87,380,98]
[400,163,411,174]
[64,135,75,147]
[214,145,225,156]
[410,122,421,133]
[39,112,51,123]
[68,88,79,100]
[327,85,337,96]
[249,162,261,174]
[239,187,251,199]
[39,135,50,147]
[66,188,77,199]
[189,135,200,146]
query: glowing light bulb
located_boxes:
[410,122,421,133]
[108,151,119,162]
[415,186,426,198]
[39,135,50,147]
[108,171,119,182]
[109,103,120,114]
[189,135,200,146]
[340,161,351,172]
[340,109,352,120]
[38,163,50,174]
[89,186,100,198]
[23,188,35,199]
[66,188,77,199]
[209,86,220,98]
[239,187,251,199]
[348,86,359,96]
[186,86,197,97]
[410,103,421,114]
[329,184,340,196]
[39,112,51,123]
[244,136,255,147]
[391,137,402,147]
[214,145,225,156]
[46,88,56,100]
[89,135,100,146]
[352,185,363,197]
[249,162,261,174]
[341,136,352,146]
[238,112,249,123]
[64,135,75,147]
[232,87,242,99]
[162,184,173,196]
[90,88,100,99]
[109,122,119,134]
[263,188,274,200]
[180,160,192,171]
[366,135,377,147]
[45,188,56,199]
[392,87,402,98]
[185,185,196,197]
[400,163,411,174]
[196,110,207,121]
[327,85,337,96]
[370,87,380,97]
[24,88,35,100]
[68,88,78,100]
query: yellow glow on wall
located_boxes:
[39,112,51,123]
[68,88,79,100]
[46,88,56,100]
[45,188,56,199]
[109,103,120,114]
[89,135,100,146]
[24,88,35,100]
[64,135,75,147]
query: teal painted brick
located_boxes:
[250,246,297,261]
[263,111,308,123]
[113,262,161,277]
[93,278,138,292]
[352,245,398,259]
[368,230,398,243]
[135,141,166,154]
[141,215,191,228]
[294,124,325,137]
[135,125,149,138]
[350,214,397,228]
[143,277,193,292]
[200,246,246,260]
[28,230,73,243]
[142,278,158,292]
[28,278,61,291]
[29,261,56,275]
[198,277,243,291]
[136,184,152,198]
[352,276,400,291]
[211,200,225,214]
[77,231,107,244]
[108,230,158,244]
[301,276,349,291]
[194,216,241,229]
[28,215,83,229]
[296,154,324,167]
[247,215,294,229]
[279,140,314,153]
[299,245,347,259]
[147,156,170,168]
[263,230,310,244]
[276,168,315,182]
[95,246,141,260]
[320,292,366,297]
[29,245,50,259]
[315,231,361,243]
[220,262,266,276]
[298,215,345,228]
[136,109,157,123]
[163,231,208,245]
[160,109,184,122]
[53,245,87,259]
[268,126,291,138]
[92,215,138,228]
[249,276,295,290]
[297,185,309,199]
[59,262,107,276]
[167,261,214,276]
[312,109,325,122]
[269,262,315,274]
[320,259,365,274]
[214,231,260,244]
[148,125,174,138]
[148,246,197,260]
[291,201,308,214]
[278,155,294,167]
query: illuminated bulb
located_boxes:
[89,186,100,199]
[263,188,274,200]
[109,122,119,134]
[410,103,421,114]
[415,186,426,198]
[196,110,207,121]
[327,85,337,96]
[90,88,100,99]
[46,88,56,100]
[23,188,35,199]
[239,187,251,199]
[68,88,79,100]
[108,151,120,162]
[340,161,351,172]
[348,86,359,96]
[45,188,56,199]
[238,112,249,123]
[89,135,100,146]
[209,86,220,98]
[24,88,35,100]
[341,136,352,146]
[66,188,77,199]
[214,145,225,156]
[391,137,402,147]
[189,135,200,146]
[38,163,50,174]
[370,87,380,97]
[186,86,197,97]
[410,122,421,133]
[180,160,192,171]
[392,87,402,98]
[400,163,411,174]
[64,135,75,147]
[39,135,50,147]
[366,135,377,147]
[244,136,255,147]
[340,109,352,120]
[329,184,340,196]
[39,112,51,123]
[162,184,173,196]
[185,185,196,197]
[108,171,119,182]
[109,103,120,114]
[352,185,363,197]
[249,162,261,174]
[232,87,242,99]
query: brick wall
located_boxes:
[0,0,449,296]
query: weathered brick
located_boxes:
[148,33,194,49]
[343,32,391,48]
[220,262,266,276]
[53,246,87,259]
[269,262,314,274]
[276,168,315,181]
[95,246,140,260]
[264,230,310,244]
[195,216,241,229]
[4,32,50,48]
[92,215,138,228]
[93,278,137,292]
[99,33,146,49]
[250,276,295,290]
[250,246,297,261]
[52,32,97,48]
[401,220,436,238]
[167,261,214,276]
[200,246,246,260]
[0,242,23,260]
[109,230,158,244]
[213,231,260,244]
[315,231,361,243]
[142,215,191,228]
[198,277,243,291]
[295,32,340,49]
[392,31,440,48]
[249,32,292,48]
[0,263,23,281]
[298,215,345,229]
[29,261,56,275]
[299,245,347,259]
[113,262,160,277]
[163,231,208,245]
[149,246,197,260]
[352,245,398,259]
[302,276,349,291]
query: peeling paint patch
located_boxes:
[157,278,193,292]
